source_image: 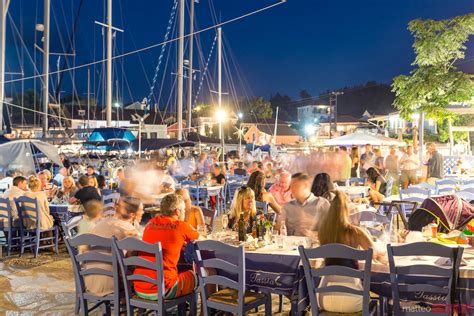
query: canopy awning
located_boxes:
[0,139,62,174]
[325,132,405,146]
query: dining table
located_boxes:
[49,204,83,223]
[203,231,474,315]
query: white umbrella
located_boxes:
[0,139,63,174]
[325,132,405,147]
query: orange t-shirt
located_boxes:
[133,216,199,294]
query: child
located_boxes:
[78,199,103,235]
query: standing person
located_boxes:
[24,176,54,230]
[374,148,385,176]
[350,147,360,178]
[399,145,419,189]
[133,194,199,301]
[359,144,375,178]
[247,171,282,214]
[339,146,352,185]
[85,196,140,296]
[278,173,330,236]
[426,143,444,184]
[269,171,292,205]
[384,146,399,191]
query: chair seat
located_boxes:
[207,288,265,306]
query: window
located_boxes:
[141,133,147,139]
[150,132,158,139]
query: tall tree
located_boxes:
[299,89,312,100]
[242,96,273,119]
[392,14,474,119]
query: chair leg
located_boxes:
[278,294,283,313]
[265,294,272,316]
[189,293,197,316]
[54,227,59,254]
[34,233,40,258]
[74,295,80,314]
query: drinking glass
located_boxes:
[276,233,284,249]
[221,214,229,231]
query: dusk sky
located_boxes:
[5,0,474,107]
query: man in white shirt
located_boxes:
[399,145,419,189]
[3,176,28,225]
[278,173,330,236]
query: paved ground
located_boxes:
[0,246,77,315]
[0,245,295,315]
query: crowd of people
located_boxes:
[0,142,454,314]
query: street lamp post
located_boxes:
[237,112,243,159]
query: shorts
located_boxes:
[400,170,417,184]
[136,270,198,300]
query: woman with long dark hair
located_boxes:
[311,173,335,201]
[246,171,282,214]
[366,167,387,203]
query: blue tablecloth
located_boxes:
[49,205,82,223]
[200,248,308,313]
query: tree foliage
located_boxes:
[392,13,474,120]
[241,96,273,119]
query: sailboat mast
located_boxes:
[273,106,279,145]
[177,0,185,140]
[106,0,113,127]
[186,0,194,132]
[42,0,50,136]
[0,0,8,133]
[217,27,222,139]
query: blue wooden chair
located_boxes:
[193,240,272,316]
[387,242,463,315]
[61,215,84,239]
[298,244,375,316]
[102,192,120,217]
[15,196,59,257]
[226,182,242,205]
[410,182,436,195]
[435,179,457,194]
[0,198,21,256]
[112,237,197,316]
[437,187,455,195]
[457,190,474,202]
[459,186,474,193]
[65,233,122,316]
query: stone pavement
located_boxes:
[0,246,294,315]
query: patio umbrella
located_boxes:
[0,139,63,174]
[325,132,405,147]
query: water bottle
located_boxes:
[280,221,287,237]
